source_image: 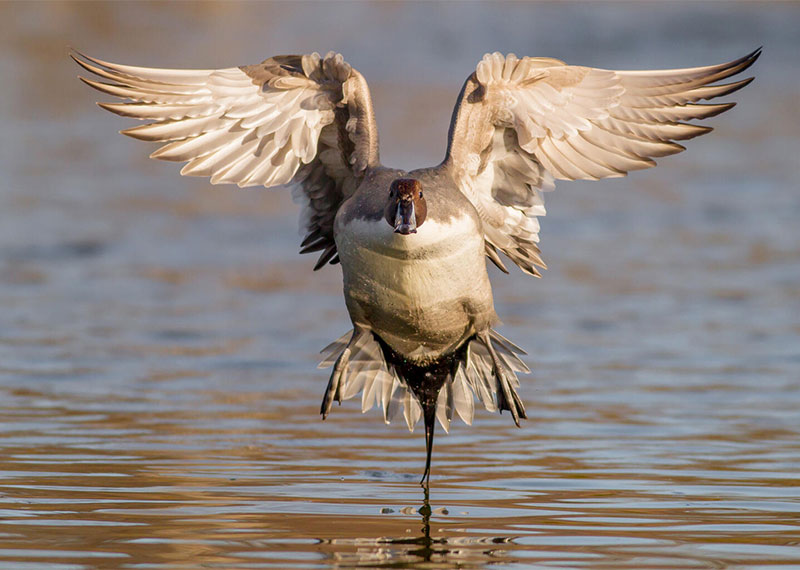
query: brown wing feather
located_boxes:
[73,50,380,269]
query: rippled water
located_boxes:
[2,2,800,569]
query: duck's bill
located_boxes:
[393,201,417,234]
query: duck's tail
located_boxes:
[319,326,528,432]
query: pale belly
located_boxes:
[335,214,497,364]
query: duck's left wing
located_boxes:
[442,49,760,276]
[73,51,380,269]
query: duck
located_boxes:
[73,48,759,485]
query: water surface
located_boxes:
[1,2,799,568]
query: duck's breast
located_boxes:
[335,177,496,363]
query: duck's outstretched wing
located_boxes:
[73,51,380,269]
[442,49,760,276]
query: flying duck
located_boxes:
[73,48,759,484]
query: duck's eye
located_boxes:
[419,191,423,198]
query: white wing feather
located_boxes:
[444,49,760,276]
[74,50,380,269]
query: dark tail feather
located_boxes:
[421,401,436,486]
[380,340,458,486]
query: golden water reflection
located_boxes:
[1,378,799,568]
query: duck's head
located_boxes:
[384,178,427,235]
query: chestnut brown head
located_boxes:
[384,178,427,234]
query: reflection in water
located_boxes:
[380,488,444,564]
[2,1,800,569]
[326,488,518,567]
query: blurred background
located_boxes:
[1,2,799,569]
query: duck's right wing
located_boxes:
[73,51,380,269]
[442,49,760,276]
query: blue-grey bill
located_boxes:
[393,202,417,234]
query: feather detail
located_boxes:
[318,328,529,432]
[444,49,759,275]
[74,49,382,271]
